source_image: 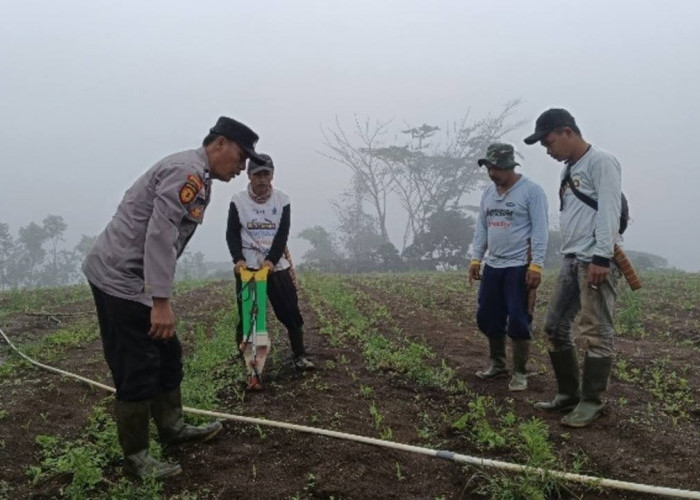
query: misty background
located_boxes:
[1,0,698,286]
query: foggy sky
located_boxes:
[1,0,698,271]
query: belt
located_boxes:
[564,253,577,259]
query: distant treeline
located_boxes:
[296,226,670,273]
[0,217,217,290]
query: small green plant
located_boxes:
[452,396,507,450]
[395,461,405,480]
[359,385,373,398]
[304,472,316,494]
[255,424,267,440]
[517,418,556,467]
[616,289,645,337]
[369,401,384,429]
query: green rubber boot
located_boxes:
[561,356,612,428]
[476,336,508,379]
[533,349,581,411]
[115,400,181,479]
[151,387,223,447]
[508,339,529,391]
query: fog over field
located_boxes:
[1,1,698,271]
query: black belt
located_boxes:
[564,253,577,259]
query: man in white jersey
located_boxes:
[469,143,548,392]
[226,154,314,390]
[524,108,622,428]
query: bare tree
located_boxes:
[374,100,524,251]
[321,116,395,242]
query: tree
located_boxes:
[333,174,386,271]
[372,242,404,272]
[176,250,207,281]
[16,222,48,287]
[374,101,524,251]
[74,234,97,263]
[297,226,343,272]
[323,102,524,261]
[403,209,475,270]
[322,116,395,243]
[0,223,16,290]
[42,215,69,286]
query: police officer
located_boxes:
[83,116,265,478]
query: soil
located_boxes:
[1,275,699,499]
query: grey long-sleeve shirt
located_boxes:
[559,145,621,264]
[471,175,549,268]
[83,148,211,306]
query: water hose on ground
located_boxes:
[1,326,698,499]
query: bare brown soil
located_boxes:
[1,274,699,499]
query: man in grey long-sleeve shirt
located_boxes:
[83,116,266,478]
[469,143,548,392]
[524,108,622,428]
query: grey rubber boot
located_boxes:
[115,400,181,479]
[151,387,223,447]
[476,336,508,379]
[508,339,529,391]
[533,349,581,411]
[561,356,613,428]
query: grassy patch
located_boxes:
[0,321,98,380]
[0,285,91,319]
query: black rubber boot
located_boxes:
[115,400,181,479]
[151,387,223,447]
[561,356,613,428]
[534,349,581,411]
[508,339,529,391]
[289,328,314,370]
[476,336,508,379]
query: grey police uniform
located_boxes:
[83,147,211,401]
[84,147,211,306]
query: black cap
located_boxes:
[248,153,274,174]
[210,116,266,164]
[523,108,578,145]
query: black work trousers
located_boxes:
[89,283,183,402]
[235,268,305,356]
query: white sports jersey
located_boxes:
[231,189,291,270]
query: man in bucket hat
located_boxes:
[83,116,265,479]
[524,108,622,428]
[470,143,549,392]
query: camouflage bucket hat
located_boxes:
[477,143,519,169]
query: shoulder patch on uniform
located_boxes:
[179,174,203,204]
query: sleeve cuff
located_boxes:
[592,255,611,267]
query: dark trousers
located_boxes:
[476,264,532,340]
[235,268,305,356]
[89,283,183,402]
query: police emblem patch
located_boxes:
[179,174,204,204]
[179,184,196,204]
